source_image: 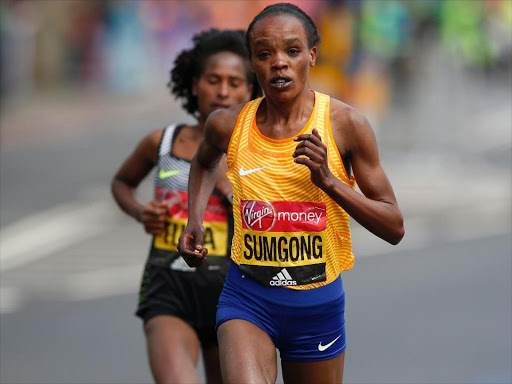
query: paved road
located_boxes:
[1,89,510,383]
[1,234,510,384]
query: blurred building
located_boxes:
[1,0,511,142]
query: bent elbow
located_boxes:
[387,216,405,245]
[388,227,405,245]
[111,177,122,198]
[110,178,117,197]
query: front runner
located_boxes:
[179,3,404,383]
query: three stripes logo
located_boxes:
[270,268,297,286]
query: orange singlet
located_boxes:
[226,91,355,290]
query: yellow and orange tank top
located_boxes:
[226,90,355,290]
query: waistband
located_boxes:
[225,261,344,307]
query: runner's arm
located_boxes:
[294,103,404,245]
[215,155,233,205]
[111,130,167,235]
[178,108,238,266]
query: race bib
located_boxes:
[238,200,327,286]
[153,188,228,256]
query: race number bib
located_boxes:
[238,200,327,286]
[153,189,228,257]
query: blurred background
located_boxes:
[1,0,510,383]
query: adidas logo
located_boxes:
[270,268,297,286]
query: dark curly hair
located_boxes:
[246,3,321,52]
[169,29,262,117]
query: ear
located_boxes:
[309,47,317,67]
[192,78,198,96]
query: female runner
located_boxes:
[179,4,404,383]
[112,29,260,383]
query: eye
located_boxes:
[288,48,299,55]
[207,77,219,85]
[230,80,242,88]
[257,51,270,59]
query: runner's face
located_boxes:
[194,52,253,120]
[249,14,316,103]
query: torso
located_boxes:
[221,93,352,178]
[171,125,202,160]
[254,89,315,140]
[226,91,355,290]
[149,124,232,274]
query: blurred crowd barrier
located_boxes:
[1,0,511,138]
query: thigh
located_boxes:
[281,351,345,384]
[218,319,278,384]
[144,315,200,384]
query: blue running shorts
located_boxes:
[216,262,346,361]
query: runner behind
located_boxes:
[111,29,260,384]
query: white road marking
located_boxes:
[0,201,116,272]
[352,202,511,258]
[64,265,141,301]
[0,286,23,315]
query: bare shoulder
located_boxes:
[330,98,370,135]
[329,98,374,153]
[113,128,164,182]
[133,128,164,164]
[207,102,247,131]
[145,128,165,149]
[205,102,249,152]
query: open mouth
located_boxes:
[270,75,292,89]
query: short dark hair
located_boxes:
[168,29,262,117]
[246,3,321,52]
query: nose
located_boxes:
[217,81,229,99]
[272,52,288,71]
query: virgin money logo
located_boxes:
[242,200,275,231]
[241,200,326,232]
